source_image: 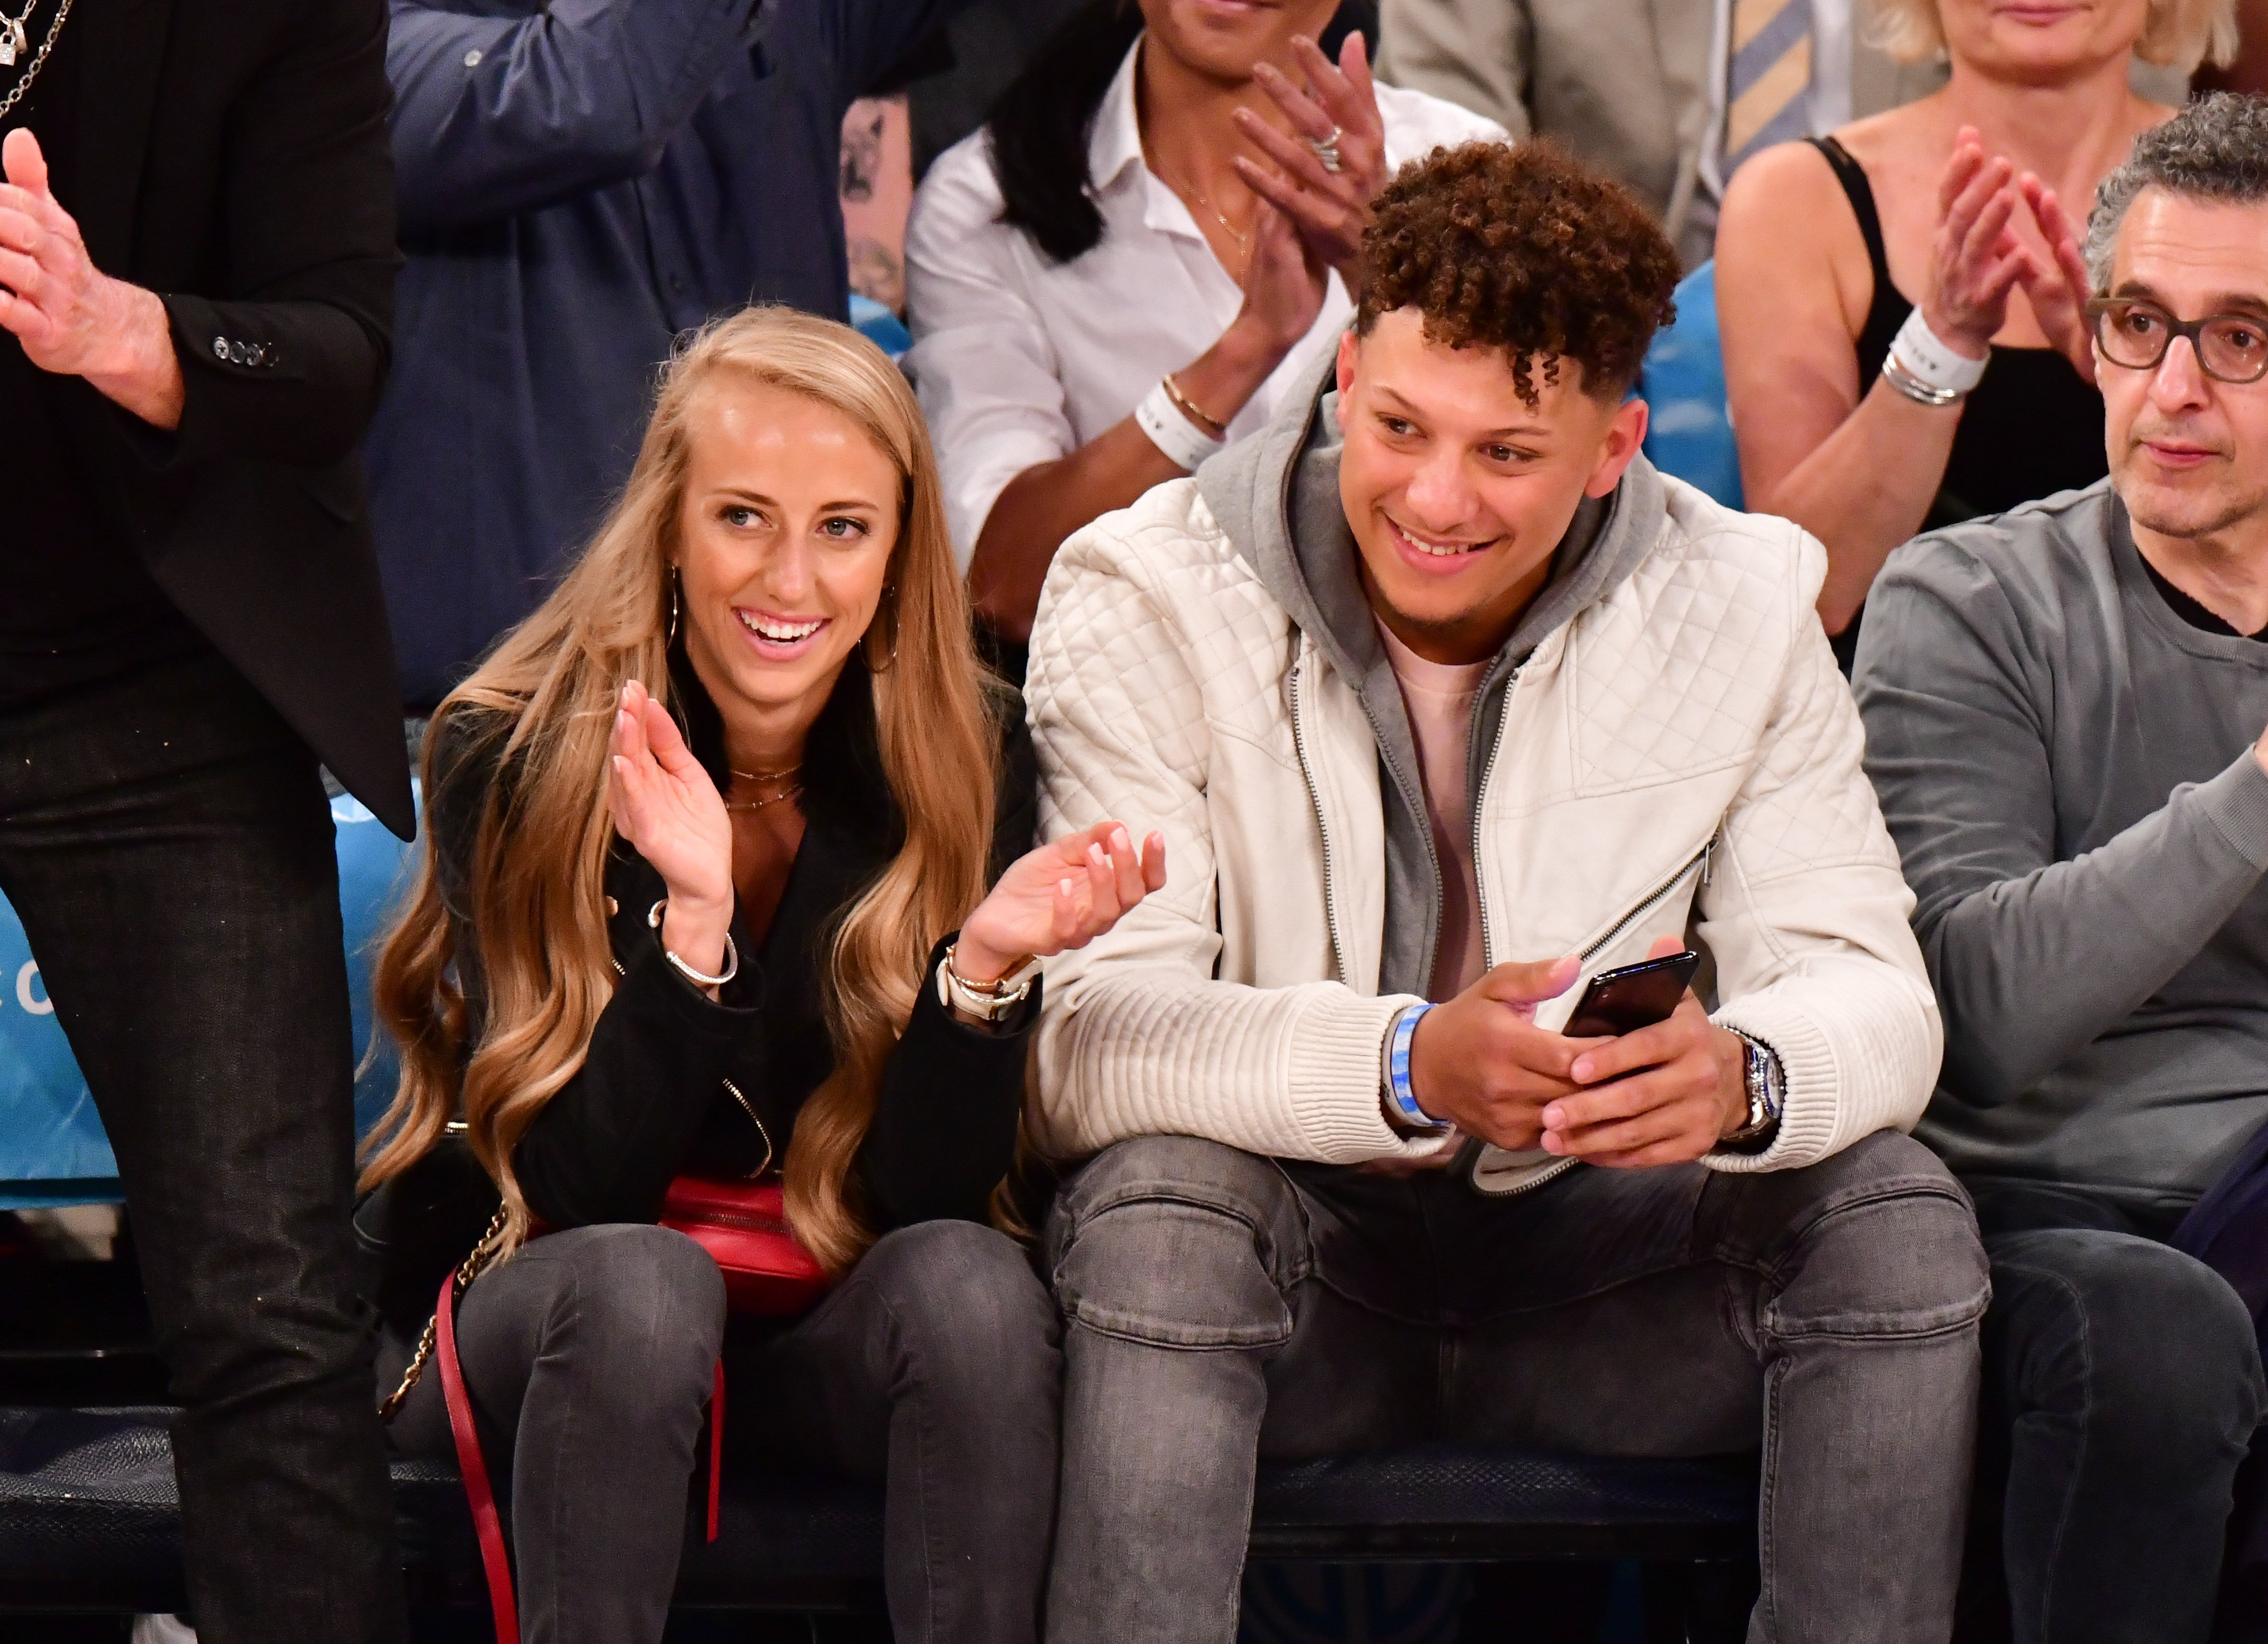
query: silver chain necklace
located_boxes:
[0,0,74,124]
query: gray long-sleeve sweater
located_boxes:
[1854,481,2268,1217]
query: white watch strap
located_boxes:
[1135,380,1228,473]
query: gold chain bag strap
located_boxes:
[379,1202,509,1422]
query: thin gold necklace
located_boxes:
[726,763,803,814]
[1162,165,1250,275]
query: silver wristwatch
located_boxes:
[936,943,1044,1023]
[1721,1032,1785,1151]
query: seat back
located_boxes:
[1638,261,1744,509]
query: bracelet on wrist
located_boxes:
[1881,352,1966,408]
[1135,379,1228,472]
[1883,308,1987,405]
[1380,1003,1449,1133]
[1161,372,1229,439]
[648,898,739,989]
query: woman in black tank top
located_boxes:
[1808,136,2107,535]
[1711,3,2192,670]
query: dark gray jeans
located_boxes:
[1043,1130,1992,1643]
[382,1217,1061,1644]
[1961,1180,2266,1644]
[0,650,405,1644]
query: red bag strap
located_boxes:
[706,1358,726,1544]
[436,1267,521,1644]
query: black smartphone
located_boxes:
[1561,950,1700,1039]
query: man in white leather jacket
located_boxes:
[1023,141,1990,1642]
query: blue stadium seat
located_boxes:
[1638,262,1744,509]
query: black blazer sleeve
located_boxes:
[154,0,400,470]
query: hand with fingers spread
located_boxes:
[1537,936,1749,1169]
[1922,128,2031,363]
[955,822,1168,985]
[2015,173,2100,384]
[0,129,183,428]
[1402,954,1596,1150]
[606,679,735,979]
[1232,33,1389,298]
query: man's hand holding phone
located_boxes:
[1539,936,1749,1169]
[1403,954,1598,1150]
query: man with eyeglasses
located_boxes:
[1853,92,2268,1644]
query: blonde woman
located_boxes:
[354,307,1164,1644]
[1716,0,2235,667]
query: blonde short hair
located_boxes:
[1864,0,2237,72]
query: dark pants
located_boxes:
[383,1218,1062,1644]
[1044,1131,1992,1643]
[1960,1181,2266,1644]
[0,651,406,1644]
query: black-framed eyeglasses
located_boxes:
[2087,298,2268,384]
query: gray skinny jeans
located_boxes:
[381,1218,1060,1644]
[1043,1130,1992,1644]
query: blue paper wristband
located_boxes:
[1385,1003,1446,1130]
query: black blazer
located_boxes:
[48,0,412,836]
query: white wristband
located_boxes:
[1889,308,1988,394]
[1134,380,1228,473]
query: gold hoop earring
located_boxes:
[666,568,682,645]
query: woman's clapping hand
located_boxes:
[607,680,734,974]
[2014,173,2100,384]
[952,822,1167,984]
[1925,128,2098,383]
[1233,33,1390,299]
[1924,129,2032,360]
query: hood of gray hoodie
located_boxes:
[1196,344,1668,998]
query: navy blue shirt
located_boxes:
[368,0,958,709]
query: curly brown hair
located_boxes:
[1356,140,1681,408]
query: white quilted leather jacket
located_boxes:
[1024,465,1941,1193]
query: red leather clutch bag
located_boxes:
[658,1175,833,1315]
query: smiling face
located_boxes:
[1136,0,1337,84]
[1334,309,1649,664]
[2101,187,2268,548]
[1937,0,2149,79]
[673,375,900,741]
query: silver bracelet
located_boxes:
[648,899,739,988]
[1881,352,1966,408]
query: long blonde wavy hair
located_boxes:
[361,307,1000,1274]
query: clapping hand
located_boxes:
[1923,128,2031,363]
[1234,196,1328,357]
[1232,33,1389,299]
[608,680,734,976]
[0,129,181,427]
[952,822,1167,984]
[2014,173,2099,384]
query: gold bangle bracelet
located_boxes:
[1161,372,1229,439]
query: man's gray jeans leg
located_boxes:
[1043,1131,1990,1644]
[1043,1137,1309,1642]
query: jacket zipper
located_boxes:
[1469,669,1517,966]
[1287,657,1350,983]
[1577,836,1717,962]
